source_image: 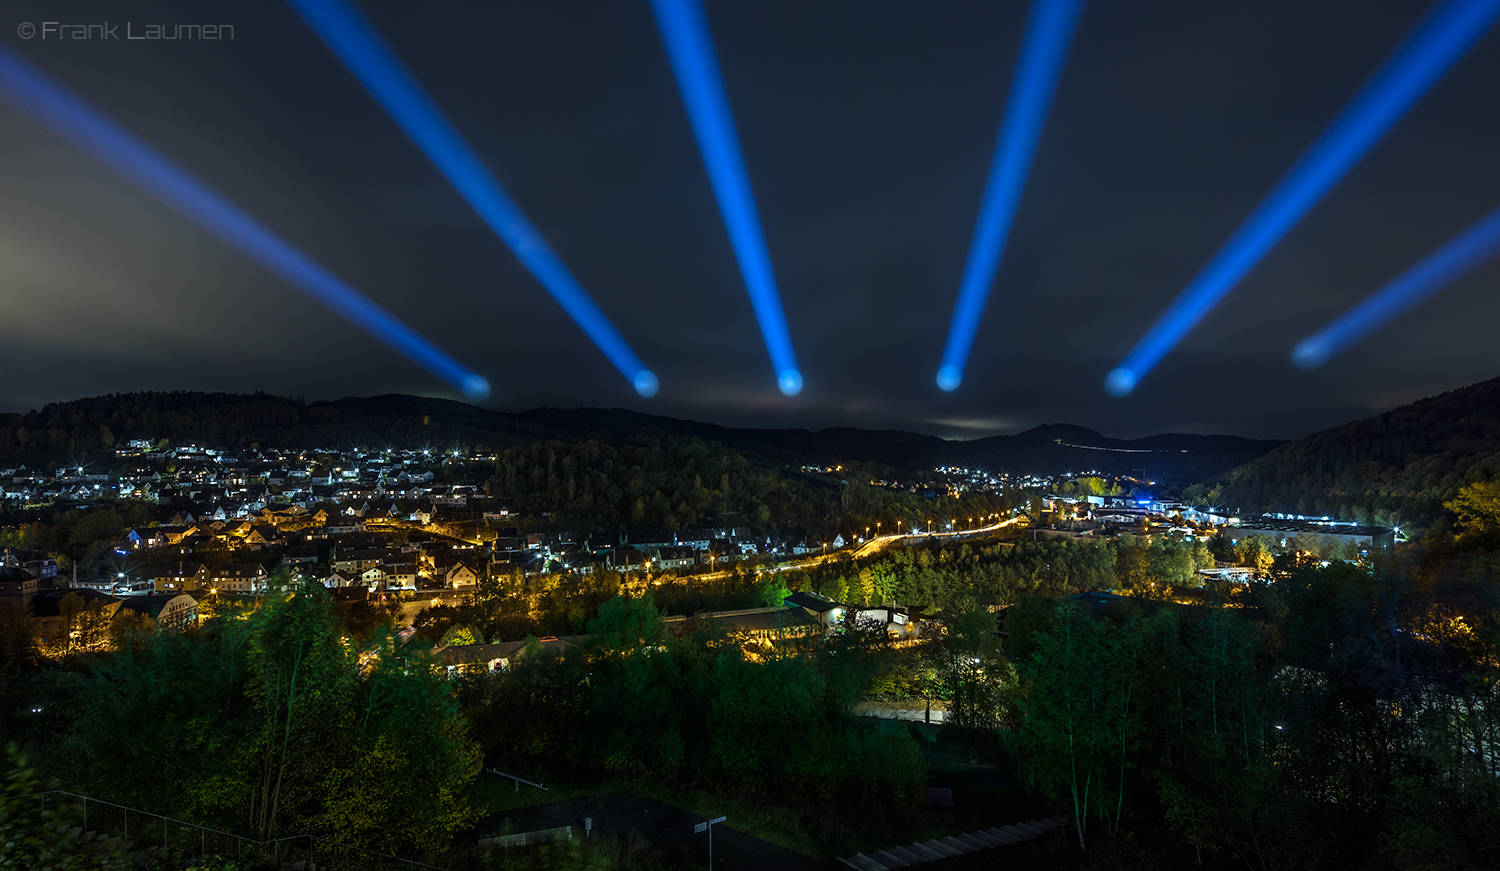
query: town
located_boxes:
[1,435,1398,661]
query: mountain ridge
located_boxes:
[1187,373,1500,529]
[0,390,1280,481]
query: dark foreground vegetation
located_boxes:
[5,483,1500,869]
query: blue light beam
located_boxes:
[286,0,658,398]
[935,0,1085,393]
[0,42,490,401]
[1294,203,1500,368]
[1105,0,1500,397]
[650,0,802,396]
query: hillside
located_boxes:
[492,409,1278,481]
[1187,375,1500,530]
[0,391,1279,481]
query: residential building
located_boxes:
[206,563,269,594]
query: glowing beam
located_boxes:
[649,0,802,396]
[1105,0,1500,397]
[286,0,658,398]
[935,0,1085,393]
[1294,203,1500,368]
[0,42,489,401]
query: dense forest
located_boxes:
[1187,374,1500,530]
[0,391,538,461]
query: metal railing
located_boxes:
[34,790,449,870]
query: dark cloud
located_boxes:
[1,0,1496,439]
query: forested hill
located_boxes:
[492,409,1280,480]
[0,390,1276,479]
[1187,374,1500,530]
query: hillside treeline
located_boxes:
[483,437,1014,537]
[0,391,538,462]
[1187,375,1500,530]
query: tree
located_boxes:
[940,608,1015,731]
[1444,479,1500,538]
[709,654,824,793]
[437,624,480,646]
[243,581,353,839]
[1009,602,1128,849]
[312,635,481,853]
[587,594,664,651]
[1233,535,1276,575]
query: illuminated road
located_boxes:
[701,514,1025,580]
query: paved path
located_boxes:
[477,792,831,871]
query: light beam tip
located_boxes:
[778,369,803,397]
[1292,339,1329,370]
[1104,368,1137,397]
[633,370,660,398]
[462,374,491,402]
[936,365,962,392]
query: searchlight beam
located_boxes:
[0,42,490,401]
[1294,203,1500,368]
[1105,0,1500,397]
[936,0,1085,393]
[650,0,802,396]
[287,0,658,397]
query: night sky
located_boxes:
[2,1,1497,440]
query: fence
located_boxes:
[33,790,449,871]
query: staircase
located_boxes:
[837,817,1069,869]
